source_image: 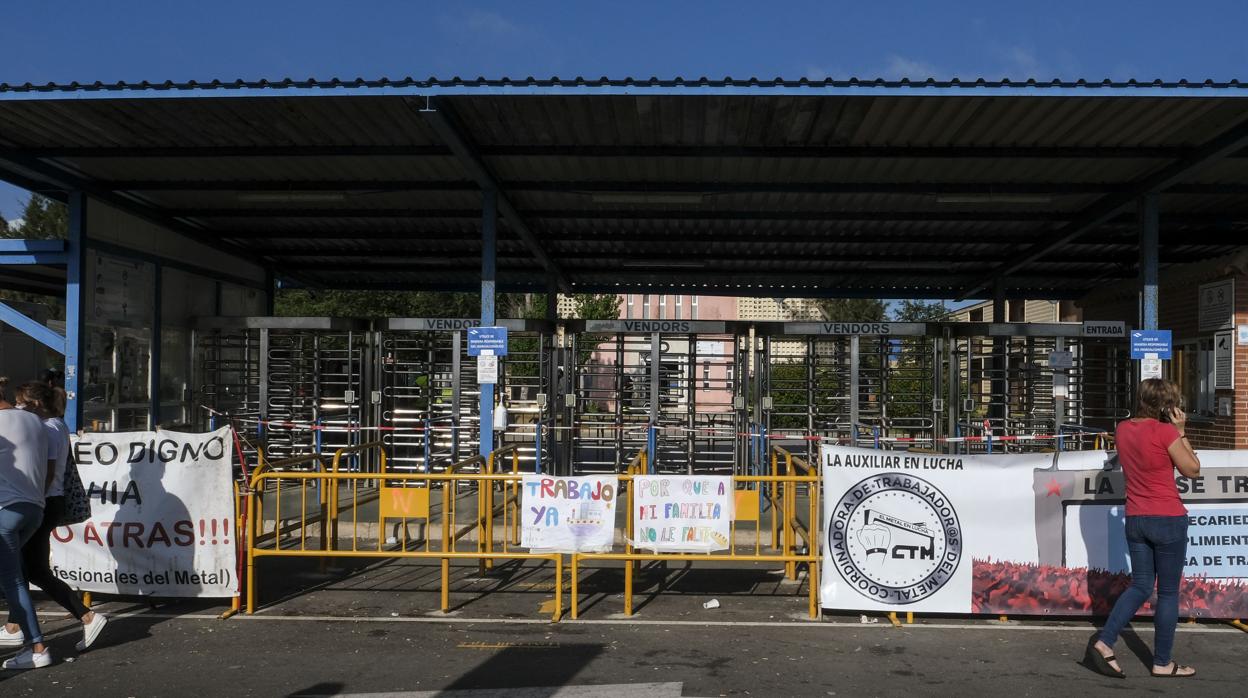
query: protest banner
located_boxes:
[50,427,238,597]
[632,475,733,553]
[820,445,1248,618]
[521,474,618,552]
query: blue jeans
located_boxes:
[0,502,45,646]
[1098,515,1188,667]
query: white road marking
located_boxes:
[34,609,1243,633]
[294,684,687,698]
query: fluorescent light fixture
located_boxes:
[236,192,347,203]
[935,194,1053,204]
[621,260,707,268]
[590,193,705,205]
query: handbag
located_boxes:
[55,452,92,527]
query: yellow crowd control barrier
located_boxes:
[570,446,820,619]
[245,445,562,620]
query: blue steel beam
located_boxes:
[1138,194,1160,330]
[0,300,65,353]
[958,115,1248,301]
[0,239,66,253]
[149,262,163,427]
[4,79,1248,101]
[479,189,497,458]
[0,152,259,264]
[65,192,87,433]
[0,252,68,265]
[416,97,571,292]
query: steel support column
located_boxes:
[991,282,1008,431]
[479,189,497,458]
[545,278,558,321]
[65,192,87,433]
[1138,193,1160,330]
[264,268,276,316]
[149,262,162,427]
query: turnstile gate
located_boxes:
[191,317,1135,470]
[194,317,368,465]
[571,320,743,474]
[376,319,556,474]
[946,323,1133,453]
[763,323,938,463]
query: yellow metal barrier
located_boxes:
[246,447,562,621]
[570,446,819,619]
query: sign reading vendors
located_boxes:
[51,427,238,597]
[521,475,617,552]
[632,475,733,553]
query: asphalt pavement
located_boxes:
[2,558,1244,697]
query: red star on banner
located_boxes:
[1046,478,1063,497]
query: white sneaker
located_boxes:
[0,626,23,647]
[75,613,108,652]
[2,648,52,670]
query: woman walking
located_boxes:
[0,381,53,670]
[1085,378,1200,678]
[0,383,107,656]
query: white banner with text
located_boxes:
[50,428,238,597]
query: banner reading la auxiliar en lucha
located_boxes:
[821,445,1248,619]
[50,427,238,597]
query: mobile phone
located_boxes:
[1159,409,1171,423]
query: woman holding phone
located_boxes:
[1085,378,1201,678]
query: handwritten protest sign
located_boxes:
[522,475,618,552]
[633,475,733,553]
[51,427,238,597]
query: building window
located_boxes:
[969,308,984,322]
[626,294,634,319]
[658,295,667,319]
[675,295,683,319]
[1174,339,1216,415]
[702,360,711,390]
[726,364,734,387]
[691,295,699,320]
[642,294,650,319]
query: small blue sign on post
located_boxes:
[1130,329,1172,359]
[467,326,508,356]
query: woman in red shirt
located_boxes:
[1085,378,1200,678]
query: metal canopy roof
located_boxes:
[1,77,1246,299]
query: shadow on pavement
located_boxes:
[445,644,603,692]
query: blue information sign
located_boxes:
[1130,329,1172,359]
[467,326,508,356]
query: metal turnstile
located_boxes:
[765,322,937,461]
[193,317,368,465]
[571,320,742,474]
[947,323,1133,453]
[377,319,556,475]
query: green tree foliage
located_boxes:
[0,195,68,314]
[815,298,887,322]
[883,300,946,427]
[570,293,621,321]
[892,299,948,321]
[503,293,620,378]
[15,195,68,239]
[769,297,950,434]
[274,289,480,317]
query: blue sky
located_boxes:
[1,0,1245,220]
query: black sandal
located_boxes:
[1082,636,1125,678]
[1151,664,1196,678]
